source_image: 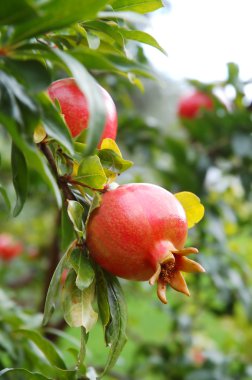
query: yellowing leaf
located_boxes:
[100,138,122,157]
[175,191,204,228]
[62,270,98,332]
[33,125,46,143]
[72,161,79,177]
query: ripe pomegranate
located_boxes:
[178,91,213,119]
[0,233,23,261]
[48,78,118,146]
[86,183,205,304]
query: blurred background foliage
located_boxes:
[1,2,252,380]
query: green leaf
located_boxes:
[111,0,164,13]
[70,249,95,291]
[15,329,66,369]
[8,0,111,44]
[85,191,102,226]
[85,21,165,54]
[61,206,75,252]
[71,48,154,78]
[61,270,98,332]
[120,29,166,54]
[98,149,133,177]
[6,59,51,94]
[0,113,62,208]
[175,192,205,229]
[53,49,106,155]
[39,93,74,155]
[102,273,127,376]
[0,368,50,379]
[95,266,111,331]
[67,200,85,236]
[43,240,76,325]
[0,184,11,212]
[0,70,36,114]
[11,142,28,216]
[76,155,107,190]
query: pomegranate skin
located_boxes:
[0,234,23,261]
[178,91,213,119]
[48,78,118,145]
[86,183,188,281]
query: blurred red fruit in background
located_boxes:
[0,234,23,261]
[178,91,213,119]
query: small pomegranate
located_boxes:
[0,233,23,261]
[178,91,213,119]
[86,183,205,304]
[48,78,118,146]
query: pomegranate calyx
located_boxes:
[171,247,199,256]
[149,246,205,304]
[157,279,168,304]
[149,264,161,286]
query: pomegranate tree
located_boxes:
[48,78,118,145]
[178,91,213,119]
[87,183,205,304]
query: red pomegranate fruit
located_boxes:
[86,183,205,304]
[178,91,213,119]
[0,233,23,261]
[48,78,118,146]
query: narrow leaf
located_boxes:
[15,329,66,369]
[0,184,11,211]
[95,266,111,331]
[175,191,205,228]
[102,273,127,375]
[111,0,164,13]
[11,142,28,216]
[7,59,51,94]
[9,0,111,43]
[0,368,50,379]
[39,93,74,155]
[120,29,166,54]
[43,240,76,325]
[0,113,62,208]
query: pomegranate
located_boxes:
[178,91,213,119]
[86,183,205,304]
[48,78,118,146]
[0,233,23,261]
